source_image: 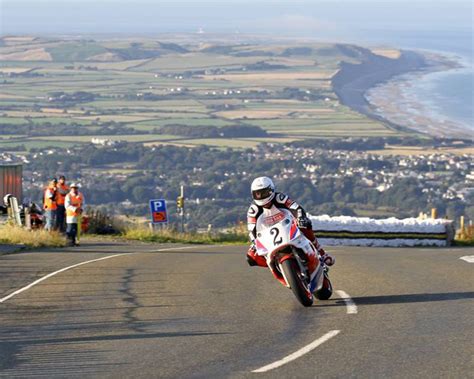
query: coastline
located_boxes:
[332,47,472,140]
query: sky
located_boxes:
[1,0,472,38]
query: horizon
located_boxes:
[1,0,472,43]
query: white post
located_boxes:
[180,185,185,233]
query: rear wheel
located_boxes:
[315,272,333,300]
[281,259,313,307]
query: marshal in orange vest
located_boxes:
[65,192,84,223]
[43,183,58,211]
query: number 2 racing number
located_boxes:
[270,227,283,245]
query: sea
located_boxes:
[360,30,473,138]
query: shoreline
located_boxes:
[366,66,473,140]
[332,47,472,140]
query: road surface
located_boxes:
[0,241,472,378]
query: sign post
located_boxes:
[149,199,168,226]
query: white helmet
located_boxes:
[251,176,275,206]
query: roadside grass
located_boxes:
[0,225,66,248]
[455,239,474,247]
[122,227,248,245]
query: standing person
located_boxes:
[65,183,84,246]
[43,178,58,231]
[55,175,69,232]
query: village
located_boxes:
[1,140,473,228]
[258,144,474,202]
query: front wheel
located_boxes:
[281,259,313,307]
[315,271,333,300]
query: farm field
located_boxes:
[0,35,413,151]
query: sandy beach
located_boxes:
[333,49,473,140]
[365,53,472,140]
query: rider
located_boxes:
[246,176,335,271]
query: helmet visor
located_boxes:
[252,187,273,201]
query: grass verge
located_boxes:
[454,225,474,246]
[454,239,474,247]
[122,228,248,245]
[0,225,66,248]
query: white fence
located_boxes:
[310,215,455,247]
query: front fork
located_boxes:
[292,247,326,293]
[270,249,325,291]
[277,252,314,291]
[270,252,307,288]
[309,259,328,293]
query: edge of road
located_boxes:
[0,244,26,256]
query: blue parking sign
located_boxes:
[149,199,168,224]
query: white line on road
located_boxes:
[252,330,340,373]
[459,256,474,263]
[0,245,203,304]
[0,254,130,304]
[336,290,358,314]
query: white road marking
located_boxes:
[0,245,205,304]
[459,256,474,263]
[252,330,340,373]
[0,253,129,304]
[336,290,358,314]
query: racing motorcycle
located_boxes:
[255,207,332,307]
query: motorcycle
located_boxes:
[255,206,333,307]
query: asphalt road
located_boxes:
[0,241,472,378]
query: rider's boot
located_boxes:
[246,245,268,267]
[315,246,336,266]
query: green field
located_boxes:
[0,36,412,150]
[35,134,182,143]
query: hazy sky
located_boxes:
[1,0,472,40]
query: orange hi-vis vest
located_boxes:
[56,183,69,206]
[66,193,83,218]
[43,187,57,211]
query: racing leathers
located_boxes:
[246,192,334,270]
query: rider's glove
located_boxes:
[297,216,312,229]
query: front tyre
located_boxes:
[281,259,313,307]
[315,271,333,300]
